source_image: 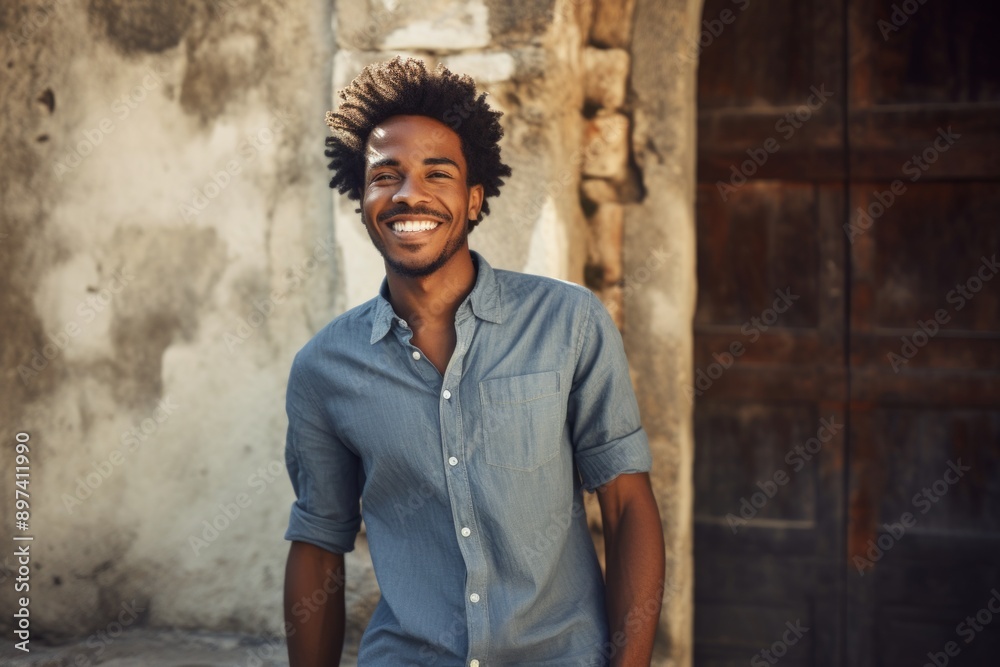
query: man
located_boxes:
[283,57,665,666]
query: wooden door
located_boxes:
[693,1,847,665]
[845,1,1000,665]
[693,0,1000,665]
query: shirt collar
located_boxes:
[370,249,503,344]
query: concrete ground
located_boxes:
[0,629,358,667]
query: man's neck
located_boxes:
[384,250,477,331]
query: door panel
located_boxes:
[695,0,1000,665]
[846,2,1000,663]
[846,181,1000,665]
[694,179,846,666]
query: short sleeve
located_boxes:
[568,291,653,492]
[283,353,363,553]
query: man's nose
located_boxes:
[391,176,431,206]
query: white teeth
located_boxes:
[391,220,440,233]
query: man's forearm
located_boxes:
[600,475,666,666]
[284,541,346,667]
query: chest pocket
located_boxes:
[479,371,563,471]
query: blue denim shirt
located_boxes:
[284,250,652,666]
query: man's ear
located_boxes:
[467,184,485,222]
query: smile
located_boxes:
[389,220,443,234]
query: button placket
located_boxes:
[440,315,490,659]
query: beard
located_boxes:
[363,208,469,278]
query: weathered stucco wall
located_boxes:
[1,0,336,641]
[2,0,701,664]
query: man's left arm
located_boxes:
[566,290,665,666]
[597,472,665,667]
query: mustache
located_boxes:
[376,204,452,225]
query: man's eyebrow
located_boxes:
[366,157,459,170]
[424,157,460,168]
[367,157,399,170]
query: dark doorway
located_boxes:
[692,1,1000,665]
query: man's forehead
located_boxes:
[364,115,464,166]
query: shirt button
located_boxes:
[469,593,480,603]
[411,351,421,360]
[442,389,452,400]
[448,456,458,466]
[399,319,408,328]
[461,527,471,537]
[470,661,480,667]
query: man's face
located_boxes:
[362,115,484,279]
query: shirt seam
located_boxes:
[573,289,597,378]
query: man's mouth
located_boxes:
[388,219,443,234]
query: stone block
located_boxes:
[581,178,619,205]
[582,113,629,181]
[381,0,491,50]
[590,0,637,48]
[583,47,629,109]
[442,52,516,84]
[587,203,624,285]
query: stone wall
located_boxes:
[1,0,702,663]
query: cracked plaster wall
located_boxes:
[1,0,336,641]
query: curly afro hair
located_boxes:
[324,57,511,230]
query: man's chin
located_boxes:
[385,256,442,278]
[380,235,469,279]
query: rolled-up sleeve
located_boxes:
[569,291,653,492]
[284,354,362,554]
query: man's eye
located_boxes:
[429,171,452,178]
[372,173,395,182]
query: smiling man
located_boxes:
[283,57,665,667]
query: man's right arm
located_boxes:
[285,540,346,667]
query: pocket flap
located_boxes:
[479,371,561,405]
